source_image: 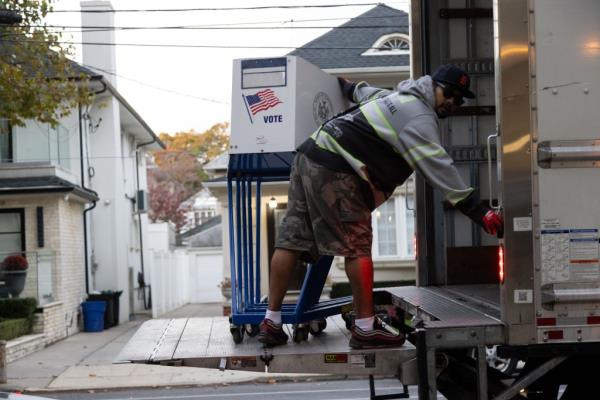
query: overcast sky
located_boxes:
[46,0,409,135]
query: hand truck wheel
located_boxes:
[292,323,309,343]
[309,318,327,336]
[245,324,260,337]
[341,311,354,331]
[230,324,245,344]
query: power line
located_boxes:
[5,39,403,51]
[0,15,409,35]
[49,2,408,13]
[81,64,230,104]
[10,24,407,31]
[0,14,405,29]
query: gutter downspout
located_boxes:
[136,138,158,310]
[81,79,106,294]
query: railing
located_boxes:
[0,251,56,305]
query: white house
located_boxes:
[0,0,163,344]
[80,1,163,321]
[180,188,219,235]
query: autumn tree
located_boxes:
[147,154,200,230]
[1,0,92,127]
[158,122,230,165]
[148,123,230,231]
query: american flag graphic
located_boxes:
[245,89,282,115]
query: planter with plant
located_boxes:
[2,255,28,298]
[219,277,232,300]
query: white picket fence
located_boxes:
[147,248,223,318]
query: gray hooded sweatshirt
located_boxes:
[298,75,476,211]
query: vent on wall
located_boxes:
[136,190,148,213]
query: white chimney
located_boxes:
[80,1,117,86]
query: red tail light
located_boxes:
[413,234,417,259]
[547,330,563,340]
[537,317,557,326]
[498,245,505,283]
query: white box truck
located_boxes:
[118,2,600,398]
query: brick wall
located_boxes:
[6,334,46,363]
[57,198,86,335]
[0,194,86,338]
[33,301,67,344]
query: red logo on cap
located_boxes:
[459,75,468,87]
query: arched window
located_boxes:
[362,33,410,56]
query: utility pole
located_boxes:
[0,9,22,25]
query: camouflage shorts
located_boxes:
[275,152,373,263]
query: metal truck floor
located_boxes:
[388,285,502,330]
[115,315,416,375]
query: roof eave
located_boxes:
[102,78,165,150]
[0,186,99,202]
[323,66,410,74]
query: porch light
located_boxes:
[268,197,278,209]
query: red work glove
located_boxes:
[482,210,504,237]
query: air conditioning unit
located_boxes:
[230,56,349,154]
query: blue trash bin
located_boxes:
[82,301,106,332]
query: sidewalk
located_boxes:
[0,303,321,393]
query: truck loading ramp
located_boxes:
[116,314,416,375]
[388,285,504,346]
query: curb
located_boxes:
[16,374,357,394]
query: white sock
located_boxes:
[265,309,282,325]
[355,316,375,332]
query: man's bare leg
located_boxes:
[259,248,299,346]
[344,256,374,319]
[267,248,300,311]
[345,256,405,349]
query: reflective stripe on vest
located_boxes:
[310,129,369,182]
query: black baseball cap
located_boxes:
[432,64,475,99]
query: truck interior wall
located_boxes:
[413,0,499,287]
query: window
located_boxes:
[376,200,397,256]
[0,119,12,163]
[362,33,410,56]
[372,194,415,260]
[406,205,415,257]
[0,209,25,255]
[11,121,70,169]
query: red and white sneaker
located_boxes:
[349,316,405,349]
[257,318,288,347]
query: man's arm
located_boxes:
[338,78,391,104]
[400,116,503,236]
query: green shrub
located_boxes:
[0,318,31,341]
[0,298,37,320]
[330,280,416,299]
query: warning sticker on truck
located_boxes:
[569,229,599,281]
[541,228,599,283]
[324,354,348,364]
[541,229,570,283]
[350,353,376,369]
